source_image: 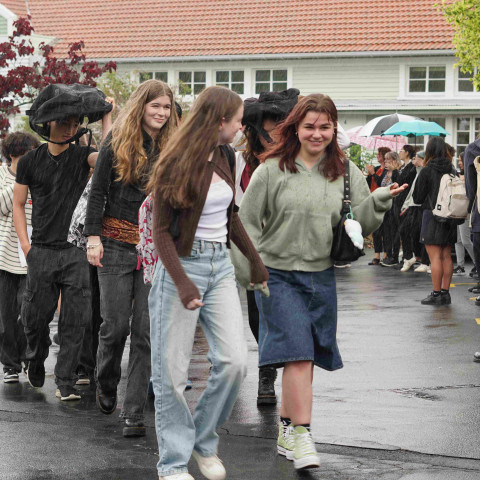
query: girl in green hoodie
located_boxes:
[232,94,407,471]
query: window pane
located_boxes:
[193,83,206,95]
[429,80,445,92]
[273,70,287,81]
[429,66,445,79]
[194,71,206,83]
[457,132,470,144]
[216,83,229,88]
[272,82,288,92]
[429,117,446,128]
[459,79,474,92]
[216,71,229,83]
[179,72,192,84]
[231,83,244,94]
[231,71,244,82]
[139,72,153,82]
[475,118,480,135]
[457,117,470,131]
[409,80,426,92]
[255,82,270,94]
[256,70,271,82]
[410,67,426,79]
[459,69,472,79]
[457,145,467,156]
[155,72,168,82]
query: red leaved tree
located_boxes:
[0,16,116,136]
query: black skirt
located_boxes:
[420,210,457,246]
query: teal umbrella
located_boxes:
[382,120,449,137]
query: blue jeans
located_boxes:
[149,240,247,477]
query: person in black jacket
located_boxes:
[413,137,457,305]
[84,80,178,437]
[366,147,390,265]
[396,145,420,269]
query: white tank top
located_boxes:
[195,180,233,242]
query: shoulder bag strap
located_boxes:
[342,159,351,214]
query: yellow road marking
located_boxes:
[450,283,477,287]
[470,297,477,301]
[476,319,480,325]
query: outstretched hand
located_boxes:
[389,183,408,197]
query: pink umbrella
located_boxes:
[346,126,407,151]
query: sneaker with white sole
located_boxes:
[3,369,19,383]
[55,386,81,401]
[414,264,429,273]
[277,422,294,460]
[400,256,417,272]
[473,352,480,363]
[191,451,225,480]
[158,474,194,480]
[293,426,320,470]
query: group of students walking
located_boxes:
[1,79,409,480]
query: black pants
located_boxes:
[472,232,480,274]
[382,210,400,260]
[77,264,102,375]
[246,289,259,343]
[400,207,423,260]
[0,270,26,373]
[21,245,91,387]
[372,224,384,254]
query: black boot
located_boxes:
[257,366,277,406]
[123,418,146,437]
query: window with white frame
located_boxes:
[215,71,244,94]
[0,16,7,36]
[408,66,446,93]
[255,69,288,94]
[458,68,479,92]
[139,71,168,83]
[456,116,480,156]
[178,71,206,96]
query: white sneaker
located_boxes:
[158,474,194,480]
[400,257,417,272]
[293,426,320,470]
[414,264,428,273]
[427,266,431,274]
[191,451,226,480]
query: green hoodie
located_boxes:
[231,156,393,287]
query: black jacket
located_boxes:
[366,164,386,189]
[84,129,158,236]
[393,161,418,212]
[464,138,480,232]
[412,157,456,211]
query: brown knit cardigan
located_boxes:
[152,146,269,307]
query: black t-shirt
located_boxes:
[16,143,95,248]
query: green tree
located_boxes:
[439,0,480,89]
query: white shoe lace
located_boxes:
[295,431,317,457]
[282,425,295,448]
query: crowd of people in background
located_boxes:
[0,79,479,480]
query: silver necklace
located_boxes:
[47,147,69,165]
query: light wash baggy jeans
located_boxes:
[149,240,248,477]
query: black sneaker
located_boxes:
[468,284,480,293]
[123,418,146,437]
[56,385,81,401]
[75,367,90,386]
[368,258,380,265]
[421,292,443,305]
[470,267,478,278]
[453,266,465,275]
[257,366,277,406]
[96,389,117,414]
[475,296,480,307]
[473,352,480,363]
[26,360,45,388]
[380,257,399,267]
[3,369,19,383]
[441,291,452,305]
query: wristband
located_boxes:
[87,242,101,249]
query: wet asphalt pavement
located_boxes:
[1,249,480,479]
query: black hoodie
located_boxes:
[412,157,456,211]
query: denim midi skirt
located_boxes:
[255,266,343,371]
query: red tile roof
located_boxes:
[2,0,455,59]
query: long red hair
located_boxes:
[259,94,345,181]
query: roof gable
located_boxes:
[3,0,455,59]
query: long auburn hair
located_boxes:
[147,86,243,208]
[111,79,177,185]
[259,94,345,181]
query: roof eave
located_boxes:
[90,49,455,64]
